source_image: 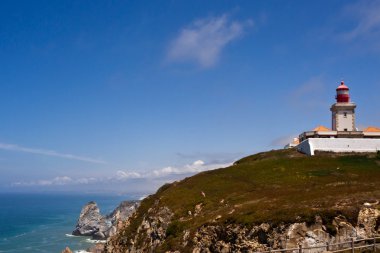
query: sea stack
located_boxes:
[73,200,140,240]
[72,201,108,238]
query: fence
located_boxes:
[257,237,380,253]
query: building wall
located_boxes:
[332,113,336,131]
[330,103,356,131]
[298,139,314,155]
[298,138,380,156]
[335,110,355,131]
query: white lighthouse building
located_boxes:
[296,81,380,155]
[331,81,356,132]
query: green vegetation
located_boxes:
[116,148,380,251]
[166,221,185,238]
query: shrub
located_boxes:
[166,221,184,238]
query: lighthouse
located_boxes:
[330,81,356,132]
[295,80,380,156]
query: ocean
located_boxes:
[0,193,140,253]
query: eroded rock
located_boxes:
[72,201,105,236]
[72,200,140,240]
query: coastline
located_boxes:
[0,193,140,252]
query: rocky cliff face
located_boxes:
[104,150,380,252]
[72,200,140,240]
[106,199,174,252]
[106,202,380,253]
[191,214,361,253]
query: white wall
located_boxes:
[298,139,314,155]
[336,110,354,131]
[298,138,380,156]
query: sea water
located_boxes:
[0,193,139,253]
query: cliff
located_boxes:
[105,149,380,252]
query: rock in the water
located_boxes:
[72,201,106,236]
[72,200,140,240]
[61,247,73,253]
[93,231,106,240]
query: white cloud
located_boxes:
[14,176,73,186]
[0,142,106,164]
[12,159,234,188]
[12,176,100,186]
[167,14,252,68]
[76,177,98,184]
[50,176,73,185]
[116,170,142,179]
[111,160,227,180]
[150,159,228,177]
[340,0,380,41]
[192,160,205,166]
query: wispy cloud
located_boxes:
[167,14,253,68]
[328,0,380,53]
[12,176,98,186]
[0,142,106,164]
[116,170,142,179]
[340,0,380,41]
[288,75,329,110]
[292,76,326,99]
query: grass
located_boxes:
[112,148,380,252]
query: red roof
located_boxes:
[336,81,349,90]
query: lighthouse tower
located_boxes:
[330,81,356,131]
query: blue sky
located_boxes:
[1,0,380,194]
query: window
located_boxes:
[344,128,348,131]
[344,112,347,118]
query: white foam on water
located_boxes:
[65,233,79,237]
[85,238,106,243]
[13,232,27,238]
[74,250,91,253]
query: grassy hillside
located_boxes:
[116,149,380,250]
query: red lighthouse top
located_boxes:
[336,81,350,103]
